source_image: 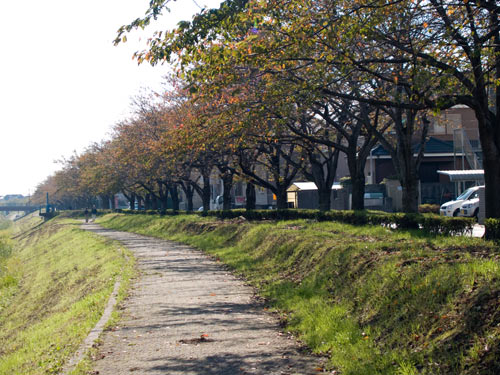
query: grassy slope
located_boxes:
[0,214,12,231]
[0,215,134,375]
[99,213,500,375]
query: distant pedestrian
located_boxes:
[84,208,89,223]
[91,206,97,222]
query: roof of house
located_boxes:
[371,137,454,156]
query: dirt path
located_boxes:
[82,224,326,375]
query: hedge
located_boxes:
[485,218,500,241]
[418,204,440,214]
[109,208,474,236]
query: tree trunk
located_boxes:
[483,156,500,239]
[169,185,180,211]
[245,182,256,210]
[186,190,194,211]
[152,195,159,210]
[395,139,420,214]
[123,191,135,210]
[401,175,419,214]
[483,157,500,218]
[309,149,339,211]
[222,173,233,210]
[160,195,168,210]
[144,194,152,210]
[276,187,289,210]
[384,109,423,214]
[476,110,500,221]
[351,173,366,210]
[201,175,211,212]
[473,21,500,226]
[157,181,169,210]
[183,186,194,211]
[346,153,366,210]
[100,195,111,210]
[318,188,331,211]
[180,182,195,211]
[110,195,116,210]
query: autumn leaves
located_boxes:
[33,0,500,221]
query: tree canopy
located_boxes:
[35,0,500,223]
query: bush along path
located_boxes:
[82,223,326,375]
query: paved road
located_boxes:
[82,224,325,375]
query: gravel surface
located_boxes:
[83,224,326,375]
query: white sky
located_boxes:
[0,0,217,197]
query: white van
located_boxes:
[440,185,484,217]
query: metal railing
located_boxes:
[453,128,482,170]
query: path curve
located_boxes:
[82,224,325,375]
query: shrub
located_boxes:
[0,235,12,259]
[391,213,420,229]
[421,215,474,236]
[418,204,440,214]
[115,208,476,236]
[485,218,500,241]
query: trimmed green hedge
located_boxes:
[485,218,500,240]
[112,208,474,236]
[418,204,440,214]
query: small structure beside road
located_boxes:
[287,182,343,209]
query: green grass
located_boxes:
[0,216,12,231]
[99,213,500,375]
[9,212,44,237]
[0,216,135,375]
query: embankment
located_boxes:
[99,213,500,375]
[0,215,134,375]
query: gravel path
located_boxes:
[83,224,325,375]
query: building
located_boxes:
[365,106,482,206]
[286,182,343,209]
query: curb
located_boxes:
[59,279,121,375]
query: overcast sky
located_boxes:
[0,0,216,197]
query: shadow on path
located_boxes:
[81,223,326,375]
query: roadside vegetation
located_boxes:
[29,0,500,240]
[0,214,13,231]
[99,213,500,375]
[0,214,134,375]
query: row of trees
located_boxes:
[34,0,500,223]
[31,84,329,211]
[122,0,500,216]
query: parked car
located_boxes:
[459,187,484,218]
[440,185,484,217]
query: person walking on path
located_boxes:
[84,208,90,223]
[91,206,97,222]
